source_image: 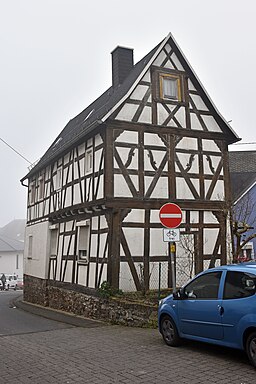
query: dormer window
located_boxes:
[160,74,182,101]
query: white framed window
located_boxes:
[30,181,36,205]
[56,167,62,190]
[85,149,93,173]
[28,235,33,259]
[160,74,182,101]
[38,175,44,200]
[50,227,58,257]
[77,223,90,263]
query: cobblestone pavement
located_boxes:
[0,318,255,384]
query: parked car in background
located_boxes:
[0,274,18,290]
[17,277,23,290]
[158,262,256,368]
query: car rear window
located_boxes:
[223,271,256,299]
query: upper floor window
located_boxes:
[56,167,62,190]
[38,175,44,200]
[85,149,93,173]
[160,74,182,101]
[77,222,90,263]
[28,235,33,259]
[30,181,36,205]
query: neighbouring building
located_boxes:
[229,151,256,261]
[21,33,240,295]
[0,219,25,277]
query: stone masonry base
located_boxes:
[24,274,158,328]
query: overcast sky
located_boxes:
[0,0,255,228]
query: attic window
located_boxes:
[160,74,182,101]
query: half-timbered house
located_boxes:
[21,33,240,293]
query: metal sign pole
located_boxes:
[170,241,176,293]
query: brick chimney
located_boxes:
[111,46,134,89]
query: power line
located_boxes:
[0,136,32,165]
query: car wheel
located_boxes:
[160,315,180,347]
[246,332,256,368]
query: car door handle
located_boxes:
[218,305,224,315]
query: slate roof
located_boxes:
[229,151,256,202]
[21,33,240,182]
[0,219,26,241]
[0,234,24,252]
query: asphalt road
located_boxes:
[0,290,255,383]
[0,290,72,335]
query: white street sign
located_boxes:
[163,228,180,242]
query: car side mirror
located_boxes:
[173,288,187,300]
[173,290,180,300]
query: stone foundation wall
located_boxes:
[24,275,158,328]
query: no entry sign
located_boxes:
[159,203,182,228]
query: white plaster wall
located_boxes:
[205,179,224,200]
[130,84,149,100]
[172,107,186,127]
[95,148,103,171]
[115,147,138,169]
[204,211,218,224]
[95,134,103,146]
[73,183,81,205]
[203,228,219,256]
[190,94,208,111]
[24,221,50,279]
[88,263,96,288]
[114,174,137,197]
[153,50,167,67]
[0,251,23,277]
[203,155,223,175]
[138,106,152,124]
[190,113,204,130]
[180,135,196,151]
[122,228,144,256]
[157,103,170,125]
[119,262,137,291]
[96,175,104,199]
[201,115,222,132]
[64,186,72,207]
[176,153,199,173]
[176,177,199,199]
[144,149,167,172]
[202,139,221,152]
[123,209,144,223]
[144,133,163,146]
[150,228,167,256]
[115,130,138,144]
[115,104,138,121]
[77,264,88,286]
[170,52,184,71]
[147,177,168,199]
[188,79,196,91]
[190,211,199,224]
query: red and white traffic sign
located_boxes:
[159,203,182,229]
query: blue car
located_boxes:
[158,262,256,367]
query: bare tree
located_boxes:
[232,192,256,262]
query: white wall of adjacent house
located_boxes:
[24,221,50,279]
[0,251,23,277]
